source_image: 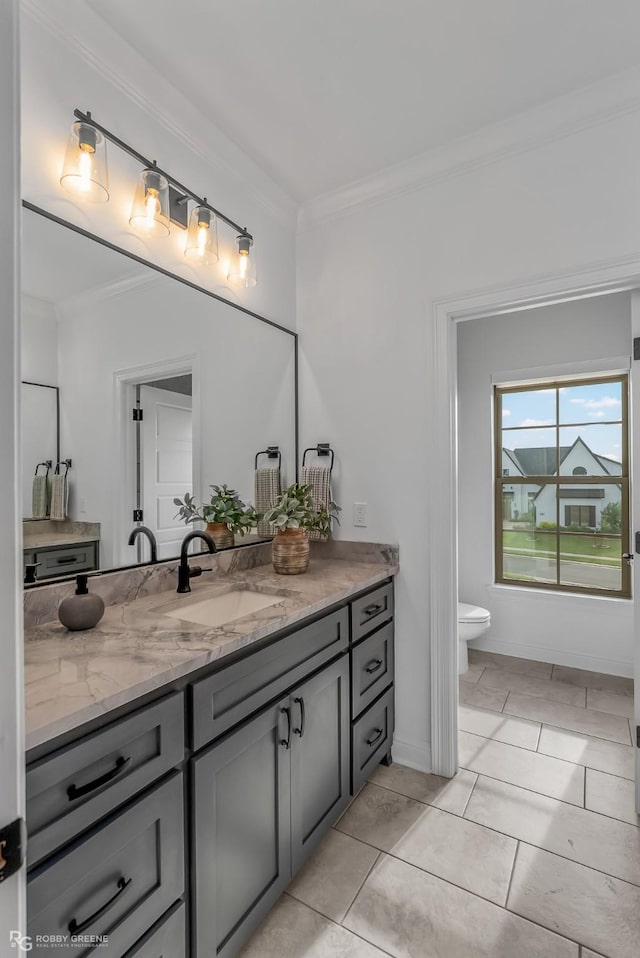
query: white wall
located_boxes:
[457,294,633,676]
[297,104,640,769]
[21,295,58,386]
[0,0,25,941]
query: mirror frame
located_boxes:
[22,200,299,585]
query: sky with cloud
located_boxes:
[501,381,623,462]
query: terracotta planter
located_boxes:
[272,528,310,575]
[206,522,234,550]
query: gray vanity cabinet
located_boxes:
[290,655,350,872]
[193,700,292,958]
[193,654,350,957]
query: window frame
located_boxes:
[494,373,630,599]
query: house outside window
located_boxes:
[494,374,630,598]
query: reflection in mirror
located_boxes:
[21,206,297,583]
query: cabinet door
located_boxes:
[193,700,291,958]
[290,655,350,873]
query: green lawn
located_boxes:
[503,530,621,566]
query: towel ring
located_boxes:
[34,460,52,476]
[55,458,72,476]
[302,444,334,473]
[255,447,282,470]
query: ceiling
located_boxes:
[81,1,640,200]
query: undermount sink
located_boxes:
[163,590,287,628]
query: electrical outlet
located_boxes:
[353,502,368,527]
[79,497,87,514]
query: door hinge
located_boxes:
[634,338,640,361]
[133,509,143,522]
[132,408,143,421]
[637,726,640,749]
[0,818,25,883]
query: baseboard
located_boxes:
[391,736,432,773]
[470,636,633,679]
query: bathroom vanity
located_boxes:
[24,550,396,957]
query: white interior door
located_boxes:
[140,386,193,561]
[630,291,640,812]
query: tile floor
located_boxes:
[240,650,638,958]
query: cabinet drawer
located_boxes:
[191,607,349,750]
[28,773,184,957]
[352,686,394,794]
[36,543,97,578]
[350,582,393,643]
[124,902,186,958]
[351,621,394,719]
[27,692,184,866]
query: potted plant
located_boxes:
[263,483,339,574]
[174,485,258,549]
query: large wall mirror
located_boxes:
[21,204,297,584]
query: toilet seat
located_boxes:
[458,602,490,624]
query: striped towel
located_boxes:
[255,467,281,535]
[50,472,69,520]
[32,475,49,519]
[301,464,332,541]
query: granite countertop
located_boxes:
[24,532,101,550]
[24,555,398,752]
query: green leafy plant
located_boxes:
[174,484,258,535]
[263,483,340,536]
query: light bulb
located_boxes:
[185,204,218,264]
[60,119,109,202]
[227,234,257,288]
[129,167,170,237]
[77,149,93,193]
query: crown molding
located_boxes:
[21,0,298,233]
[298,64,640,233]
[57,272,159,318]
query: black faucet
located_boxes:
[177,531,217,593]
[128,525,158,563]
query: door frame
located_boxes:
[429,256,640,777]
[114,355,200,568]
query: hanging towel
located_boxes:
[50,472,69,521]
[31,475,49,519]
[255,467,281,535]
[301,464,332,541]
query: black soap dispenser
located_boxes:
[58,573,105,631]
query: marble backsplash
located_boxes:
[23,539,399,629]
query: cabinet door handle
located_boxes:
[364,658,383,675]
[68,876,132,934]
[67,756,131,802]
[293,697,305,737]
[279,707,292,749]
[366,727,384,748]
[362,602,383,618]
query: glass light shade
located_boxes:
[185,205,218,264]
[129,167,170,237]
[227,234,257,288]
[60,121,109,202]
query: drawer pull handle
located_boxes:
[366,727,384,748]
[56,557,78,565]
[280,707,292,750]
[293,696,305,737]
[362,602,383,618]
[364,658,383,675]
[67,755,132,802]
[68,876,132,935]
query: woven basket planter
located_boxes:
[206,522,235,550]
[271,528,310,574]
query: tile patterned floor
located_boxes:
[240,650,638,958]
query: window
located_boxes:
[495,373,629,597]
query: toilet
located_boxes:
[458,602,491,674]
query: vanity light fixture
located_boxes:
[60,109,255,282]
[227,234,257,288]
[129,164,171,238]
[185,201,218,264]
[59,114,109,202]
